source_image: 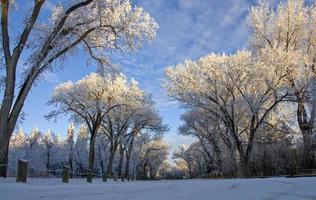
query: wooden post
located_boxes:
[16,159,28,183]
[87,169,93,183]
[102,172,107,182]
[62,166,70,183]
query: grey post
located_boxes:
[62,166,70,183]
[102,171,107,182]
[87,169,93,183]
[16,159,28,183]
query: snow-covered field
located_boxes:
[1,177,316,200]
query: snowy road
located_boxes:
[1,177,316,200]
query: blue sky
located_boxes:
[17,0,258,152]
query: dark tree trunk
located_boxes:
[297,100,315,169]
[302,130,315,168]
[69,154,73,178]
[46,150,50,173]
[142,162,148,178]
[187,162,193,179]
[118,144,124,177]
[107,143,117,176]
[0,141,9,177]
[98,145,104,175]
[207,137,222,172]
[125,153,130,179]
[88,133,97,172]
[229,127,248,176]
[0,126,13,177]
[228,145,237,177]
[100,161,104,175]
[125,137,135,178]
[107,154,114,176]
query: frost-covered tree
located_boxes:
[6,121,169,178]
[41,129,67,174]
[249,0,316,168]
[173,142,213,178]
[47,73,144,181]
[173,145,195,178]
[165,51,290,175]
[124,105,168,179]
[147,140,169,178]
[94,134,109,174]
[101,105,138,176]
[65,123,75,176]
[179,108,236,175]
[26,128,45,174]
[50,133,66,170]
[135,134,169,179]
[42,129,54,173]
[101,95,167,176]
[8,128,27,175]
[74,125,89,174]
[0,0,158,177]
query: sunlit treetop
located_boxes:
[47,72,145,124]
[247,0,316,94]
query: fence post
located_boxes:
[62,166,70,183]
[16,159,28,183]
[87,169,93,183]
[102,172,107,182]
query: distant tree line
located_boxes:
[8,122,169,179]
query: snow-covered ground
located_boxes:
[1,177,316,200]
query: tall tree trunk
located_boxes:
[187,161,192,179]
[107,153,114,176]
[142,162,148,178]
[100,161,104,175]
[207,137,222,172]
[117,144,124,177]
[46,150,50,173]
[302,129,315,168]
[244,124,257,177]
[98,145,104,175]
[219,126,237,176]
[124,137,134,178]
[0,124,14,177]
[229,128,247,176]
[228,145,237,177]
[88,133,97,172]
[297,100,315,169]
[69,153,73,178]
[107,143,117,176]
[0,140,9,177]
[149,165,156,178]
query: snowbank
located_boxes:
[0,177,315,200]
